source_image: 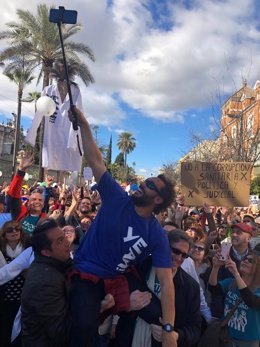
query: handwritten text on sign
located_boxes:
[181,162,252,207]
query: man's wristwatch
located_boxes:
[162,323,174,332]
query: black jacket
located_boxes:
[21,255,72,347]
[117,259,201,347]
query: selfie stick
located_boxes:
[56,7,78,130]
[50,6,82,155]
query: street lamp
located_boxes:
[11,111,20,177]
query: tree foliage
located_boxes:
[250,176,260,195]
[0,4,95,89]
[117,131,136,179]
[3,56,35,171]
[160,162,180,184]
[106,135,112,167]
[0,4,95,178]
[114,152,124,167]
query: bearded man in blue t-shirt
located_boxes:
[69,108,177,347]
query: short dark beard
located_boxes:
[80,208,91,215]
[131,192,153,207]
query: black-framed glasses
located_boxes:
[193,245,205,252]
[170,246,188,259]
[5,226,21,234]
[145,179,162,196]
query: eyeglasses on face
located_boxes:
[5,226,21,234]
[170,246,188,259]
[193,245,205,252]
[145,179,162,196]
[64,228,75,233]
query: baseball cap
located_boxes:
[231,223,253,236]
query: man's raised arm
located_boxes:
[69,108,106,183]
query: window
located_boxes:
[2,143,13,155]
[231,125,237,139]
[247,114,254,138]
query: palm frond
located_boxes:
[64,42,95,61]
[0,4,95,89]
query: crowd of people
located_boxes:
[0,106,259,347]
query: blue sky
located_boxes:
[0,0,260,177]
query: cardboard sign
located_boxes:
[181,162,252,207]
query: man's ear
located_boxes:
[154,196,163,205]
[41,249,52,257]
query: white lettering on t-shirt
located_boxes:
[116,227,148,273]
[123,227,139,242]
[225,291,248,333]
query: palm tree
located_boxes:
[0,4,95,179]
[0,4,95,89]
[3,57,35,174]
[117,132,136,170]
[22,91,41,108]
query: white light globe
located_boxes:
[24,173,29,181]
[36,96,56,116]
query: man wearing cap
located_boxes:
[210,222,253,318]
[220,222,253,279]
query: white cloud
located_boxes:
[0,0,260,126]
[114,128,126,134]
[80,86,126,126]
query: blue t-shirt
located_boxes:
[74,172,172,278]
[0,213,12,228]
[219,278,260,341]
[21,215,40,236]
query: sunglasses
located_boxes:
[5,226,21,234]
[145,179,162,196]
[170,246,188,259]
[193,245,205,252]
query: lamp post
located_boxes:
[11,111,21,178]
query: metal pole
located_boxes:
[12,94,22,178]
[57,21,78,130]
[11,112,19,178]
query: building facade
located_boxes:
[0,123,15,159]
[220,81,260,172]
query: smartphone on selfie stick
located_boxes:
[49,7,82,154]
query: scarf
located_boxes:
[6,242,24,259]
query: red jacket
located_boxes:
[7,170,46,222]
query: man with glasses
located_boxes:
[68,108,177,347]
[116,230,201,347]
